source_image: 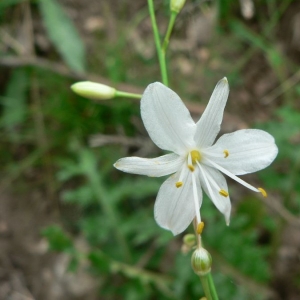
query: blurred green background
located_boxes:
[1,0,300,299]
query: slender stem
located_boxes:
[199,273,219,300]
[162,11,177,53]
[207,273,219,299]
[193,217,219,300]
[147,0,168,86]
[115,91,142,99]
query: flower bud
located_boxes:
[183,234,196,247]
[170,0,186,13]
[71,81,116,100]
[191,247,212,276]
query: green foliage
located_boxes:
[258,106,300,199]
[1,1,299,299]
[1,69,29,131]
[42,225,74,252]
[207,215,270,282]
[0,0,25,11]
[38,0,86,72]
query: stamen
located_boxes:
[187,153,194,172]
[197,162,222,192]
[204,158,261,193]
[191,172,201,224]
[176,181,183,188]
[223,150,229,158]
[196,222,205,234]
[178,166,187,182]
[188,165,195,172]
[197,163,215,201]
[219,189,229,197]
[258,187,267,197]
[191,150,201,164]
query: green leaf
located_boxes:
[88,250,110,273]
[38,0,86,72]
[42,225,73,252]
[62,186,95,207]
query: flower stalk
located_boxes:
[147,0,168,86]
[199,273,219,300]
[192,219,219,300]
[115,91,142,99]
[162,11,177,54]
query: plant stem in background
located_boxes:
[162,11,177,54]
[147,0,169,86]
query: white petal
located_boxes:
[154,168,202,235]
[141,82,196,155]
[194,78,229,147]
[198,164,231,224]
[206,129,278,175]
[114,153,184,177]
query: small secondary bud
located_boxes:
[170,0,186,13]
[191,247,212,276]
[183,234,196,247]
[71,81,116,100]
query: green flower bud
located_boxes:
[71,81,116,100]
[191,247,212,276]
[183,234,196,247]
[170,0,186,13]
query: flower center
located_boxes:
[190,150,201,164]
[188,150,201,172]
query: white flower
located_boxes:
[114,78,278,235]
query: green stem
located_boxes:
[147,0,168,86]
[193,219,218,300]
[115,91,142,99]
[162,11,177,53]
[199,273,219,300]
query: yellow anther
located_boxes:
[188,165,195,172]
[219,189,229,197]
[191,150,202,164]
[176,181,183,188]
[258,187,267,197]
[223,150,229,158]
[196,222,205,234]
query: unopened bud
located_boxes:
[191,247,212,276]
[183,234,196,247]
[71,81,116,100]
[170,0,186,13]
